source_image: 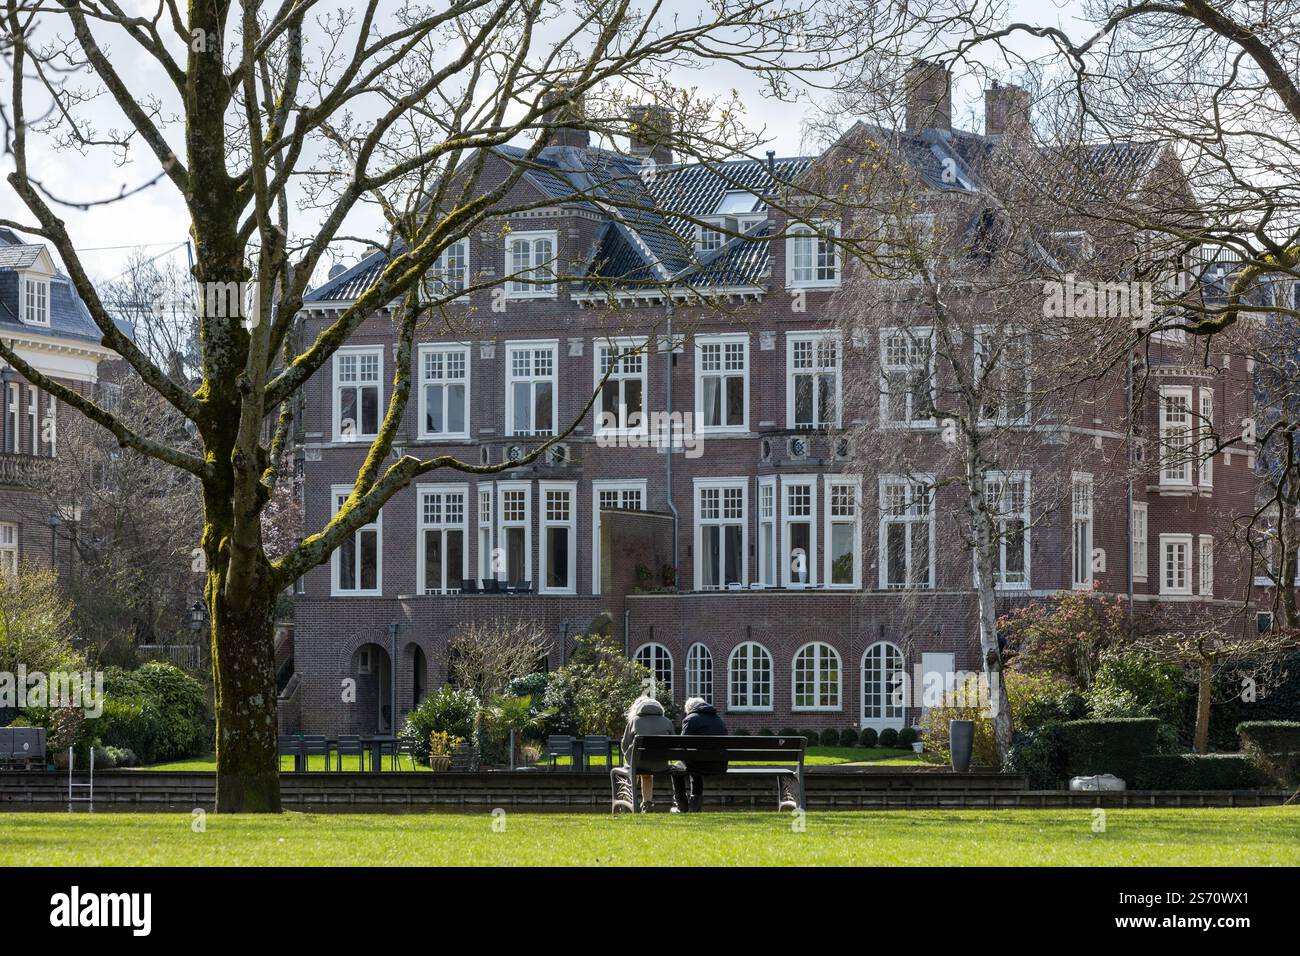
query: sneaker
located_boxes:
[639,801,655,813]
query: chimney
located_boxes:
[984,81,1031,139]
[904,59,952,132]
[541,84,589,149]
[627,104,673,165]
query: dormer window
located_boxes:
[696,225,725,254]
[717,190,759,215]
[786,221,841,288]
[22,275,49,326]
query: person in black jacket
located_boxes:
[671,697,727,812]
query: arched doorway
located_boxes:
[860,641,905,731]
[351,642,393,734]
[412,645,428,708]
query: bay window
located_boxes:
[695,478,746,590]
[419,344,469,440]
[540,482,576,594]
[1160,533,1192,595]
[825,478,861,588]
[696,334,747,432]
[418,484,467,594]
[757,477,777,586]
[497,482,531,585]
[879,327,935,427]
[595,338,647,435]
[879,475,933,589]
[332,486,381,596]
[788,333,840,429]
[1072,473,1093,589]
[1159,386,1193,486]
[985,471,1030,589]
[506,341,557,437]
[781,476,816,587]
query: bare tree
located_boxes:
[0,0,854,809]
[446,619,550,704]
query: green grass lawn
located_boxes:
[2,808,1294,866]
[133,746,935,772]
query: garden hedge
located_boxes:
[1237,721,1300,754]
[1134,754,1268,790]
[1056,718,1160,782]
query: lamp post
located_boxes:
[188,600,210,634]
[46,512,61,567]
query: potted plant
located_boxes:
[428,730,462,771]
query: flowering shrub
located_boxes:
[1000,591,1128,688]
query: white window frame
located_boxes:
[496,481,532,585]
[728,641,773,712]
[417,343,470,441]
[332,346,384,442]
[878,474,935,589]
[685,642,714,703]
[974,324,1031,425]
[825,477,862,589]
[505,340,558,438]
[1160,533,1193,596]
[1072,472,1094,590]
[695,333,749,433]
[787,332,841,429]
[694,477,748,591]
[43,392,56,457]
[1159,385,1194,487]
[4,384,17,453]
[757,476,778,587]
[781,475,818,588]
[879,326,936,428]
[785,221,841,289]
[984,471,1031,590]
[1131,501,1148,582]
[1199,535,1214,597]
[21,275,49,327]
[26,388,38,456]
[634,642,674,699]
[330,485,383,597]
[416,483,469,595]
[1198,387,1214,487]
[593,337,648,437]
[539,480,577,595]
[477,483,494,583]
[792,641,842,712]
[861,641,906,731]
[696,223,725,254]
[423,237,470,299]
[504,230,558,298]
[0,522,17,575]
[591,480,646,595]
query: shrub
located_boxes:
[733,727,750,736]
[839,727,860,747]
[1011,672,1088,732]
[779,726,799,738]
[917,672,1000,767]
[93,662,210,764]
[1000,591,1127,685]
[402,686,480,762]
[540,634,673,738]
[1006,725,1067,789]
[757,727,775,738]
[898,726,919,748]
[1134,754,1268,790]
[820,728,842,747]
[878,727,899,748]
[1057,718,1160,782]
[505,672,550,704]
[1237,721,1300,754]
[1087,653,1187,726]
[858,727,878,748]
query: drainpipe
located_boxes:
[1125,358,1134,629]
[664,303,679,571]
[559,620,569,666]
[623,606,632,655]
[387,622,398,733]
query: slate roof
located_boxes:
[0,232,105,344]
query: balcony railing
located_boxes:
[0,452,49,487]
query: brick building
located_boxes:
[0,228,116,579]
[287,70,1260,735]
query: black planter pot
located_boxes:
[949,719,974,773]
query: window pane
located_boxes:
[359,529,378,590]
[339,536,356,590]
[703,526,720,588]
[447,530,463,588]
[789,522,810,583]
[725,377,744,425]
[361,386,379,434]
[703,378,721,427]
[886,524,906,586]
[535,382,553,434]
[447,384,465,434]
[794,374,812,425]
[512,383,531,434]
[425,529,443,592]
[425,384,443,433]
[548,527,569,589]
[724,525,743,585]
[506,527,526,581]
[831,524,854,584]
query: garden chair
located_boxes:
[335,734,365,771]
[278,735,305,772]
[581,735,613,772]
[481,578,502,594]
[388,736,418,771]
[545,735,575,770]
[300,735,330,771]
[459,579,480,594]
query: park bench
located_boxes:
[0,726,47,770]
[610,735,806,813]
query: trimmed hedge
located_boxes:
[1134,754,1268,790]
[1007,725,1067,789]
[95,662,211,764]
[1057,718,1160,782]
[858,727,878,748]
[878,727,899,748]
[838,727,859,747]
[898,726,919,748]
[1237,721,1300,754]
[819,728,842,747]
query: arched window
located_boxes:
[728,642,773,711]
[685,643,714,702]
[634,643,673,698]
[793,642,841,711]
[861,641,905,730]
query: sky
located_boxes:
[0,0,1084,287]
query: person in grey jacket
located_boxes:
[620,695,673,811]
[671,696,728,812]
